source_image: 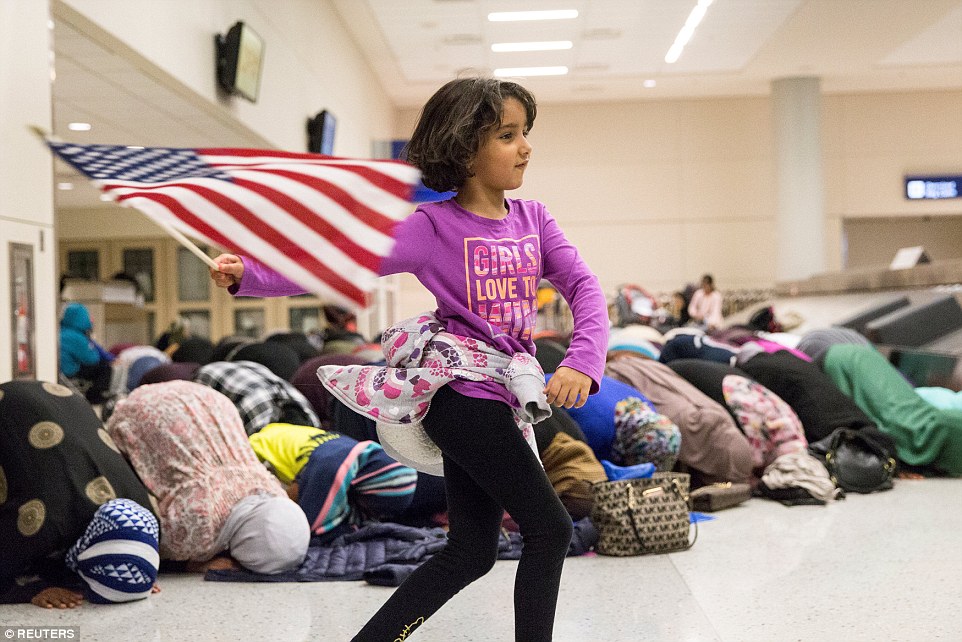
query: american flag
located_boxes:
[48,142,420,307]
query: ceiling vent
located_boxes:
[582,28,622,40]
[443,33,483,45]
[572,63,611,73]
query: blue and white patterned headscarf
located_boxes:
[65,498,160,604]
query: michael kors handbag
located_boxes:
[590,472,697,556]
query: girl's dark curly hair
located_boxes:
[404,77,537,192]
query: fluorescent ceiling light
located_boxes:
[57,182,74,190]
[665,0,714,64]
[488,10,578,22]
[492,40,573,53]
[67,122,91,131]
[493,66,569,77]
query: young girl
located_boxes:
[210,77,608,641]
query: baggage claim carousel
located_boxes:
[729,258,962,391]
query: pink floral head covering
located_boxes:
[106,381,284,561]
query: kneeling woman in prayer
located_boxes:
[0,380,160,608]
[106,380,310,573]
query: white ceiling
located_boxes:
[332,0,962,107]
[52,0,962,209]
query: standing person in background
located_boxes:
[688,273,724,330]
[209,76,609,642]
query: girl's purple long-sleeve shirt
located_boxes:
[233,197,609,405]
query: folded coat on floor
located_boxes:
[203,519,599,585]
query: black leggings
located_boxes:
[353,385,573,642]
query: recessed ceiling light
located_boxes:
[488,10,578,22]
[643,79,657,88]
[665,0,714,64]
[493,66,569,77]
[67,122,92,131]
[492,41,573,53]
[57,182,74,191]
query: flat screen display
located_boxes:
[234,24,264,102]
[217,21,264,103]
[905,175,961,200]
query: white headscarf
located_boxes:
[215,493,309,574]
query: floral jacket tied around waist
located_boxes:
[316,312,552,476]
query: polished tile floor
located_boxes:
[2,478,959,641]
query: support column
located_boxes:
[0,0,58,382]
[772,77,826,282]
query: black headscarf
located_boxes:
[265,332,319,364]
[230,342,301,381]
[172,336,214,364]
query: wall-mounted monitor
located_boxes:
[307,110,336,155]
[215,21,264,102]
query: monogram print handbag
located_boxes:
[591,472,698,556]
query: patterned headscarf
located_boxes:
[611,397,681,471]
[722,374,807,469]
[193,361,320,435]
[106,381,287,562]
[66,498,159,604]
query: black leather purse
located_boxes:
[809,427,897,493]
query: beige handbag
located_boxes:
[590,472,697,556]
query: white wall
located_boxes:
[0,1,59,382]
[58,208,165,239]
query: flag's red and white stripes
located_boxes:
[91,148,419,308]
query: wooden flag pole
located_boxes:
[30,124,222,273]
[155,219,220,271]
